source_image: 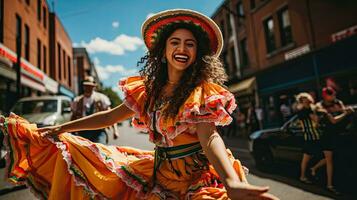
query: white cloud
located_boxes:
[112,21,119,28]
[94,57,138,81]
[78,34,144,55]
[146,13,155,19]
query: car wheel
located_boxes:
[253,142,274,172]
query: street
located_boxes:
[0,121,350,199]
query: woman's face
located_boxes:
[165,28,197,72]
[301,97,312,107]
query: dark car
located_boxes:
[249,106,357,182]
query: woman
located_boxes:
[0,9,277,200]
[296,92,350,194]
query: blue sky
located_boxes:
[54,0,224,96]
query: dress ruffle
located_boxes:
[119,76,237,147]
[1,114,248,199]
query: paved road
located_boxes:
[0,122,348,199]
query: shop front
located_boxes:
[256,36,357,128]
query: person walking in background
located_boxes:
[246,102,259,137]
[310,87,354,195]
[296,92,352,195]
[71,76,119,143]
[295,93,322,185]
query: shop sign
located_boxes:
[44,75,58,93]
[0,43,44,81]
[21,75,46,92]
[59,85,75,99]
[331,25,357,42]
[284,44,310,60]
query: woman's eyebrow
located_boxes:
[169,37,181,41]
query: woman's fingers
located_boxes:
[244,184,269,194]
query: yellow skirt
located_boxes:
[2,114,247,200]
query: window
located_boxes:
[58,43,62,80]
[24,24,30,61]
[43,45,47,73]
[230,47,237,74]
[226,13,232,37]
[0,0,4,42]
[220,20,225,39]
[43,6,47,28]
[63,50,66,80]
[68,56,71,86]
[240,38,249,67]
[250,0,256,10]
[16,14,22,52]
[37,0,41,21]
[37,39,41,69]
[263,17,276,53]
[278,7,293,46]
[221,51,229,74]
[237,2,244,17]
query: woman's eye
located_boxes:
[186,43,195,47]
[171,41,179,45]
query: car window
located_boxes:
[12,100,57,114]
[62,100,71,111]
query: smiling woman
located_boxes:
[0,9,278,200]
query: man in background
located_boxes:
[71,76,119,143]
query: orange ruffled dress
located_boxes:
[1,76,247,200]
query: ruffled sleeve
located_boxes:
[118,76,148,129]
[177,81,236,126]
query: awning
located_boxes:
[228,77,256,95]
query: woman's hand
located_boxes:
[226,179,279,200]
[38,126,63,137]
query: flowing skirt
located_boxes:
[1,114,247,200]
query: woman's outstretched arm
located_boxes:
[196,122,278,200]
[38,103,135,136]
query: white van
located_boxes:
[10,95,72,127]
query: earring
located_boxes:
[161,57,167,63]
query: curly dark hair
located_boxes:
[138,22,228,118]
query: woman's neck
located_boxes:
[167,64,183,84]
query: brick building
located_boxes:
[73,47,101,95]
[0,0,76,113]
[212,0,357,127]
[49,12,75,98]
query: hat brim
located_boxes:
[142,9,223,57]
[82,82,97,86]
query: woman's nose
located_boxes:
[176,42,185,52]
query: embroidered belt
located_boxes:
[152,142,206,185]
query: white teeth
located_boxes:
[174,54,189,59]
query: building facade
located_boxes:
[49,12,75,98]
[0,0,76,113]
[73,47,101,95]
[212,0,357,127]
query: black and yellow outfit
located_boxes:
[297,107,322,155]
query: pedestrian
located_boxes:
[296,92,351,195]
[71,76,120,143]
[295,93,322,185]
[0,9,278,200]
[246,102,259,137]
[310,87,353,194]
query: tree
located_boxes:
[98,87,122,107]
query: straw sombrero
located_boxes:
[142,9,223,57]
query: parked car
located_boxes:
[249,105,357,185]
[10,95,72,127]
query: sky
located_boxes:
[53,0,224,97]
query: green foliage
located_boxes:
[98,87,122,107]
